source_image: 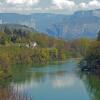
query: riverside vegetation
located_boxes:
[0,24,94,78]
[80,31,100,75]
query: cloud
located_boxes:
[0,0,41,14]
[6,0,39,5]
[79,0,100,10]
[79,3,87,9]
[0,0,100,14]
[88,0,100,9]
[52,0,100,10]
[52,0,76,9]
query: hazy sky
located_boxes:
[0,0,100,14]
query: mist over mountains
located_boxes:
[0,9,100,40]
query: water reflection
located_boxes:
[0,85,32,100]
[11,72,79,90]
[0,59,100,100]
[52,73,78,88]
[83,74,100,100]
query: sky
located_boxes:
[0,0,100,14]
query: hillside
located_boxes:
[0,9,100,39]
[0,24,73,72]
[0,24,35,34]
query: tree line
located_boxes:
[80,31,100,75]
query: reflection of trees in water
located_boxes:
[0,64,67,100]
[0,65,33,100]
[0,86,32,100]
[83,74,100,100]
[32,71,66,82]
[11,65,32,84]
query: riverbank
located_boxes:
[0,46,72,78]
[79,42,100,75]
[1,59,98,100]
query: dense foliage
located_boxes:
[97,31,100,41]
[0,27,70,77]
[80,32,100,74]
[0,25,92,78]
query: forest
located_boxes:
[80,31,100,75]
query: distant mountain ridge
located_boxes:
[0,24,35,34]
[61,9,100,39]
[0,9,100,39]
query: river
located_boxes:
[0,59,100,100]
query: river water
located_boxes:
[0,59,100,100]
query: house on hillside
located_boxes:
[31,42,38,48]
[25,42,38,48]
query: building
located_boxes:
[30,42,37,48]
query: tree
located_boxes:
[0,36,6,45]
[97,31,100,41]
[11,35,17,43]
[4,26,12,35]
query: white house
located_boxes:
[30,42,38,48]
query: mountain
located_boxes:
[61,9,100,39]
[0,13,66,32]
[0,24,35,34]
[0,9,100,39]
